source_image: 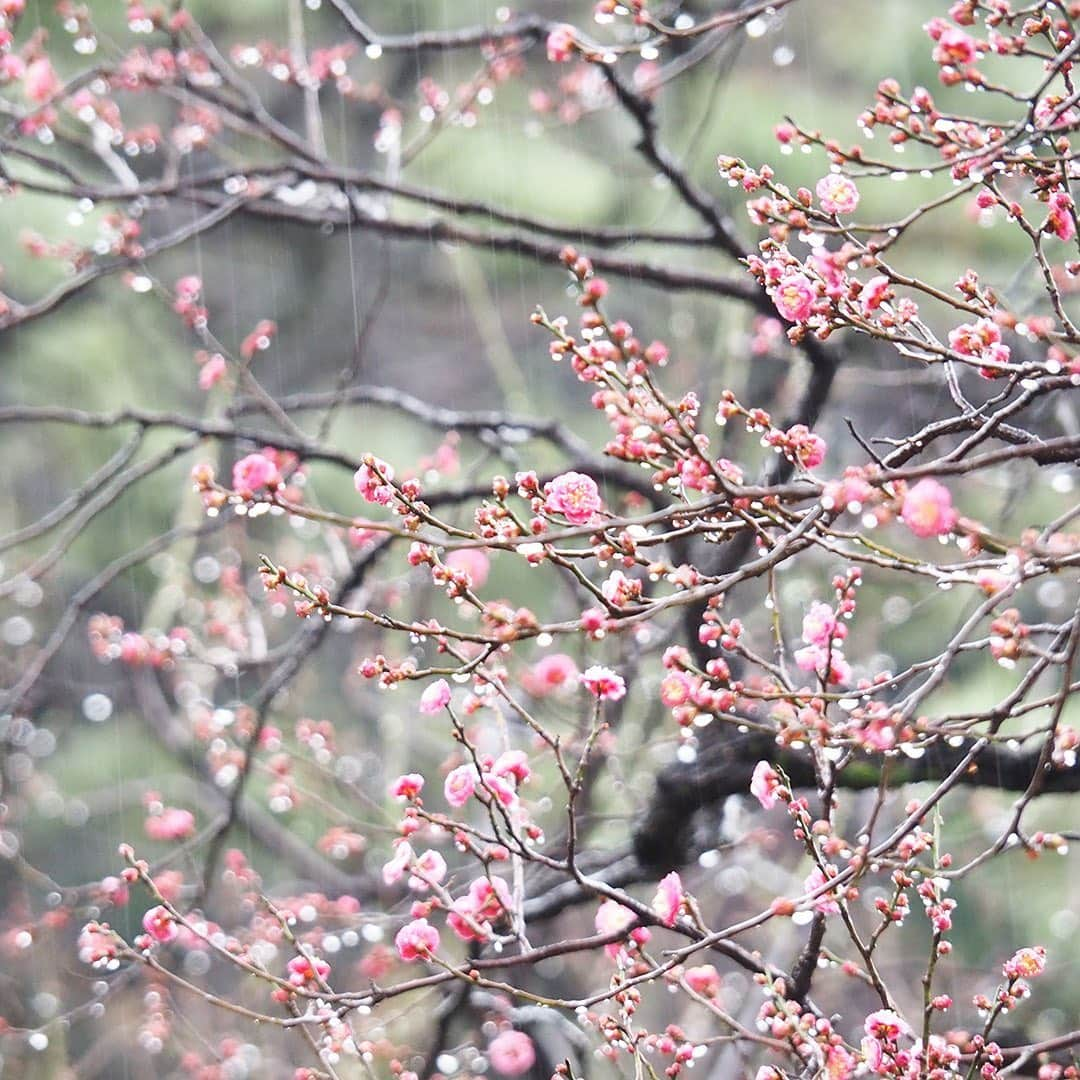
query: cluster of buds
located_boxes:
[988,608,1030,667]
[88,613,186,669]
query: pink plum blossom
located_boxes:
[141,905,178,944]
[860,275,891,314]
[198,354,226,390]
[1046,190,1076,242]
[750,760,782,810]
[659,670,694,708]
[864,1009,911,1041]
[419,679,451,714]
[144,807,195,841]
[287,953,331,988]
[444,764,478,808]
[447,875,513,941]
[479,771,518,809]
[23,58,60,103]
[78,923,118,965]
[544,471,602,524]
[445,547,491,588]
[395,918,440,962]
[1035,94,1080,130]
[901,478,958,538]
[825,1045,856,1079]
[651,871,683,927]
[580,665,626,701]
[773,273,815,322]
[354,457,395,505]
[785,424,827,469]
[684,964,721,997]
[546,24,575,63]
[805,866,841,916]
[801,602,843,649]
[795,644,852,685]
[492,750,531,785]
[488,1030,536,1076]
[382,841,414,885]
[932,26,978,66]
[390,773,424,800]
[1004,946,1046,980]
[595,899,650,957]
[232,453,280,496]
[815,174,860,215]
[408,849,448,891]
[527,653,578,694]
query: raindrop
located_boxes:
[82,694,113,723]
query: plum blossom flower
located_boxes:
[816,174,860,216]
[750,760,783,810]
[785,424,827,469]
[488,1030,536,1076]
[1034,94,1079,130]
[447,875,513,941]
[546,24,575,63]
[684,964,721,997]
[795,644,852,685]
[794,595,851,684]
[1046,190,1076,242]
[1004,946,1046,980]
[932,26,978,66]
[232,453,280,496]
[287,953,331,988]
[527,653,578,694]
[382,841,414,885]
[544,471,602,524]
[822,469,876,514]
[801,602,844,649]
[492,750,531,785]
[145,807,195,841]
[479,771,518,809]
[659,670,694,708]
[444,764,478,808]
[601,569,640,606]
[1,54,25,82]
[595,899,650,957]
[175,275,201,300]
[79,922,119,965]
[773,272,815,323]
[864,1009,911,1041]
[825,1045,856,1079]
[408,849,448,891]
[98,876,129,907]
[395,918,440,962]
[23,58,60,103]
[948,317,1011,375]
[901,478,958,538]
[652,871,683,927]
[580,665,626,701]
[354,457,395,505]
[860,275,891,315]
[142,905,179,943]
[198,353,226,390]
[390,773,424,800]
[419,679,451,714]
[805,866,841,916]
[445,548,491,588]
